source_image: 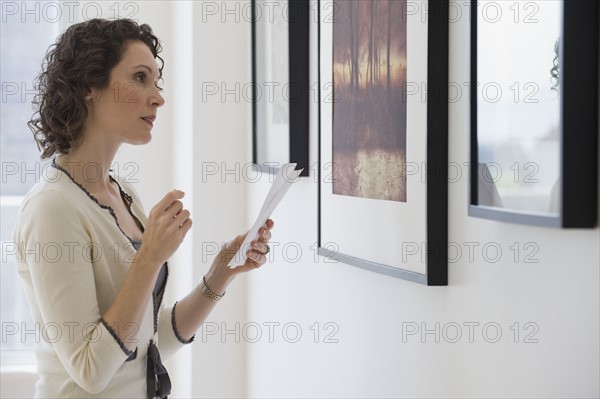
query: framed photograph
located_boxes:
[469,0,598,227]
[318,0,449,285]
[251,0,309,176]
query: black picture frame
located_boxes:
[317,0,449,286]
[469,0,598,228]
[251,0,309,176]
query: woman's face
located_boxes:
[86,40,165,145]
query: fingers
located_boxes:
[169,206,191,240]
[150,189,189,225]
[223,240,267,274]
[152,189,185,215]
[166,200,184,218]
[246,250,266,265]
[178,216,193,235]
[231,250,266,275]
[250,241,269,255]
[265,218,275,230]
[146,189,191,246]
[256,219,274,242]
[135,188,195,269]
[233,219,273,249]
[211,219,275,276]
[257,227,271,242]
[241,233,272,270]
[243,219,274,268]
[173,208,191,225]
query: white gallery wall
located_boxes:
[244,3,600,399]
[2,1,597,398]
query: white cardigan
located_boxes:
[13,164,191,398]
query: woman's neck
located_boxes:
[55,136,119,194]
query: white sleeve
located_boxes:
[157,302,194,361]
[15,189,131,394]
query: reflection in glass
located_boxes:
[477,1,561,214]
[254,0,290,166]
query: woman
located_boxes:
[13,18,273,398]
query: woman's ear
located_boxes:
[84,87,100,103]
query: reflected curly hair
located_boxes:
[550,39,560,92]
[28,19,163,159]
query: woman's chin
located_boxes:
[127,134,152,146]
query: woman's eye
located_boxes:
[135,73,146,83]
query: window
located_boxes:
[1,1,60,367]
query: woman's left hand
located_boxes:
[203,219,275,295]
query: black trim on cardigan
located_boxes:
[171,301,195,344]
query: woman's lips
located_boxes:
[141,115,156,126]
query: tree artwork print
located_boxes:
[332,0,407,202]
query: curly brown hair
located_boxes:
[28,19,164,159]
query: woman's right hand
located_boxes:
[137,189,192,268]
